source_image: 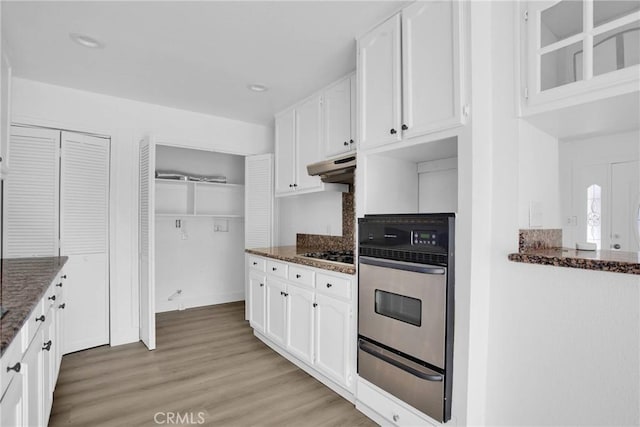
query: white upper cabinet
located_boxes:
[324,74,356,158]
[295,94,323,191]
[402,0,462,139]
[358,1,464,150]
[275,109,296,195]
[522,0,640,110]
[358,14,402,149]
[275,93,348,197]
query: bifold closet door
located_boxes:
[3,126,60,257]
[139,137,156,350]
[60,131,110,354]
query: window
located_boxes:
[587,184,602,249]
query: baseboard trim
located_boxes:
[156,292,245,313]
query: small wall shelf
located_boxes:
[155,178,245,218]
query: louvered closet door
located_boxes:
[4,126,60,257]
[139,137,156,350]
[245,154,273,249]
[60,131,110,354]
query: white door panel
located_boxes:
[324,77,352,157]
[295,95,323,191]
[315,294,350,387]
[611,161,640,251]
[266,279,287,346]
[286,283,314,365]
[275,111,296,194]
[139,138,156,350]
[63,254,109,353]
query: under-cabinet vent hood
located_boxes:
[307,154,356,184]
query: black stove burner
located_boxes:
[302,250,354,265]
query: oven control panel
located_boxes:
[411,230,439,246]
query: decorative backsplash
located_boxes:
[296,191,355,252]
[518,229,562,252]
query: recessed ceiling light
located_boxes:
[248,84,268,92]
[70,33,104,49]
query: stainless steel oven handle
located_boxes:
[358,340,443,382]
[359,256,445,275]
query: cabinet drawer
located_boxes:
[248,256,266,272]
[316,273,351,300]
[0,329,23,397]
[21,297,45,352]
[288,265,314,288]
[266,260,288,278]
[358,379,433,427]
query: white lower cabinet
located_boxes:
[265,278,287,347]
[0,271,66,427]
[248,271,266,333]
[286,284,315,365]
[248,255,355,395]
[314,293,351,386]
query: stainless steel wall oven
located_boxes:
[358,213,454,423]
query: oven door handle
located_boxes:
[358,340,444,382]
[359,256,445,275]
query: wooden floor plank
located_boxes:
[49,302,375,426]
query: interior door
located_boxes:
[60,131,110,354]
[139,137,156,350]
[611,161,640,251]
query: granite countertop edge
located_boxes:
[1,256,69,356]
[246,246,356,275]
[508,249,640,275]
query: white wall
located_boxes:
[276,191,342,246]
[417,157,458,213]
[518,120,562,229]
[479,3,640,426]
[11,77,273,345]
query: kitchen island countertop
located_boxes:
[508,248,640,275]
[1,256,68,356]
[246,246,356,275]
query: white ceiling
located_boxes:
[2,1,407,126]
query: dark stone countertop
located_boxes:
[508,248,640,275]
[1,256,68,356]
[246,246,356,275]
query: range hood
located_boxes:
[307,153,356,184]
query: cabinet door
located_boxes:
[314,294,351,387]
[23,330,44,427]
[295,95,323,191]
[275,110,296,194]
[358,14,402,150]
[285,283,315,365]
[42,311,55,423]
[265,279,287,346]
[402,0,462,138]
[249,271,267,333]
[54,284,65,381]
[0,374,24,427]
[324,77,353,158]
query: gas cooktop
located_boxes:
[301,250,354,265]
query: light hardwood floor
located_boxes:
[49,302,375,426]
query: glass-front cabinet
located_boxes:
[523,0,639,107]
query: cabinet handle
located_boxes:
[283,292,288,297]
[390,128,397,135]
[48,295,56,301]
[42,340,52,351]
[293,183,297,187]
[393,414,400,422]
[36,315,45,322]
[289,184,293,188]
[252,262,258,266]
[56,282,63,287]
[343,141,348,146]
[313,303,318,308]
[349,139,354,144]
[259,283,264,287]
[61,275,67,279]
[326,283,333,288]
[280,291,284,296]
[272,267,277,271]
[296,274,301,279]
[59,303,66,309]
[401,124,408,131]
[6,362,20,373]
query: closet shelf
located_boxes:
[155,178,244,189]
